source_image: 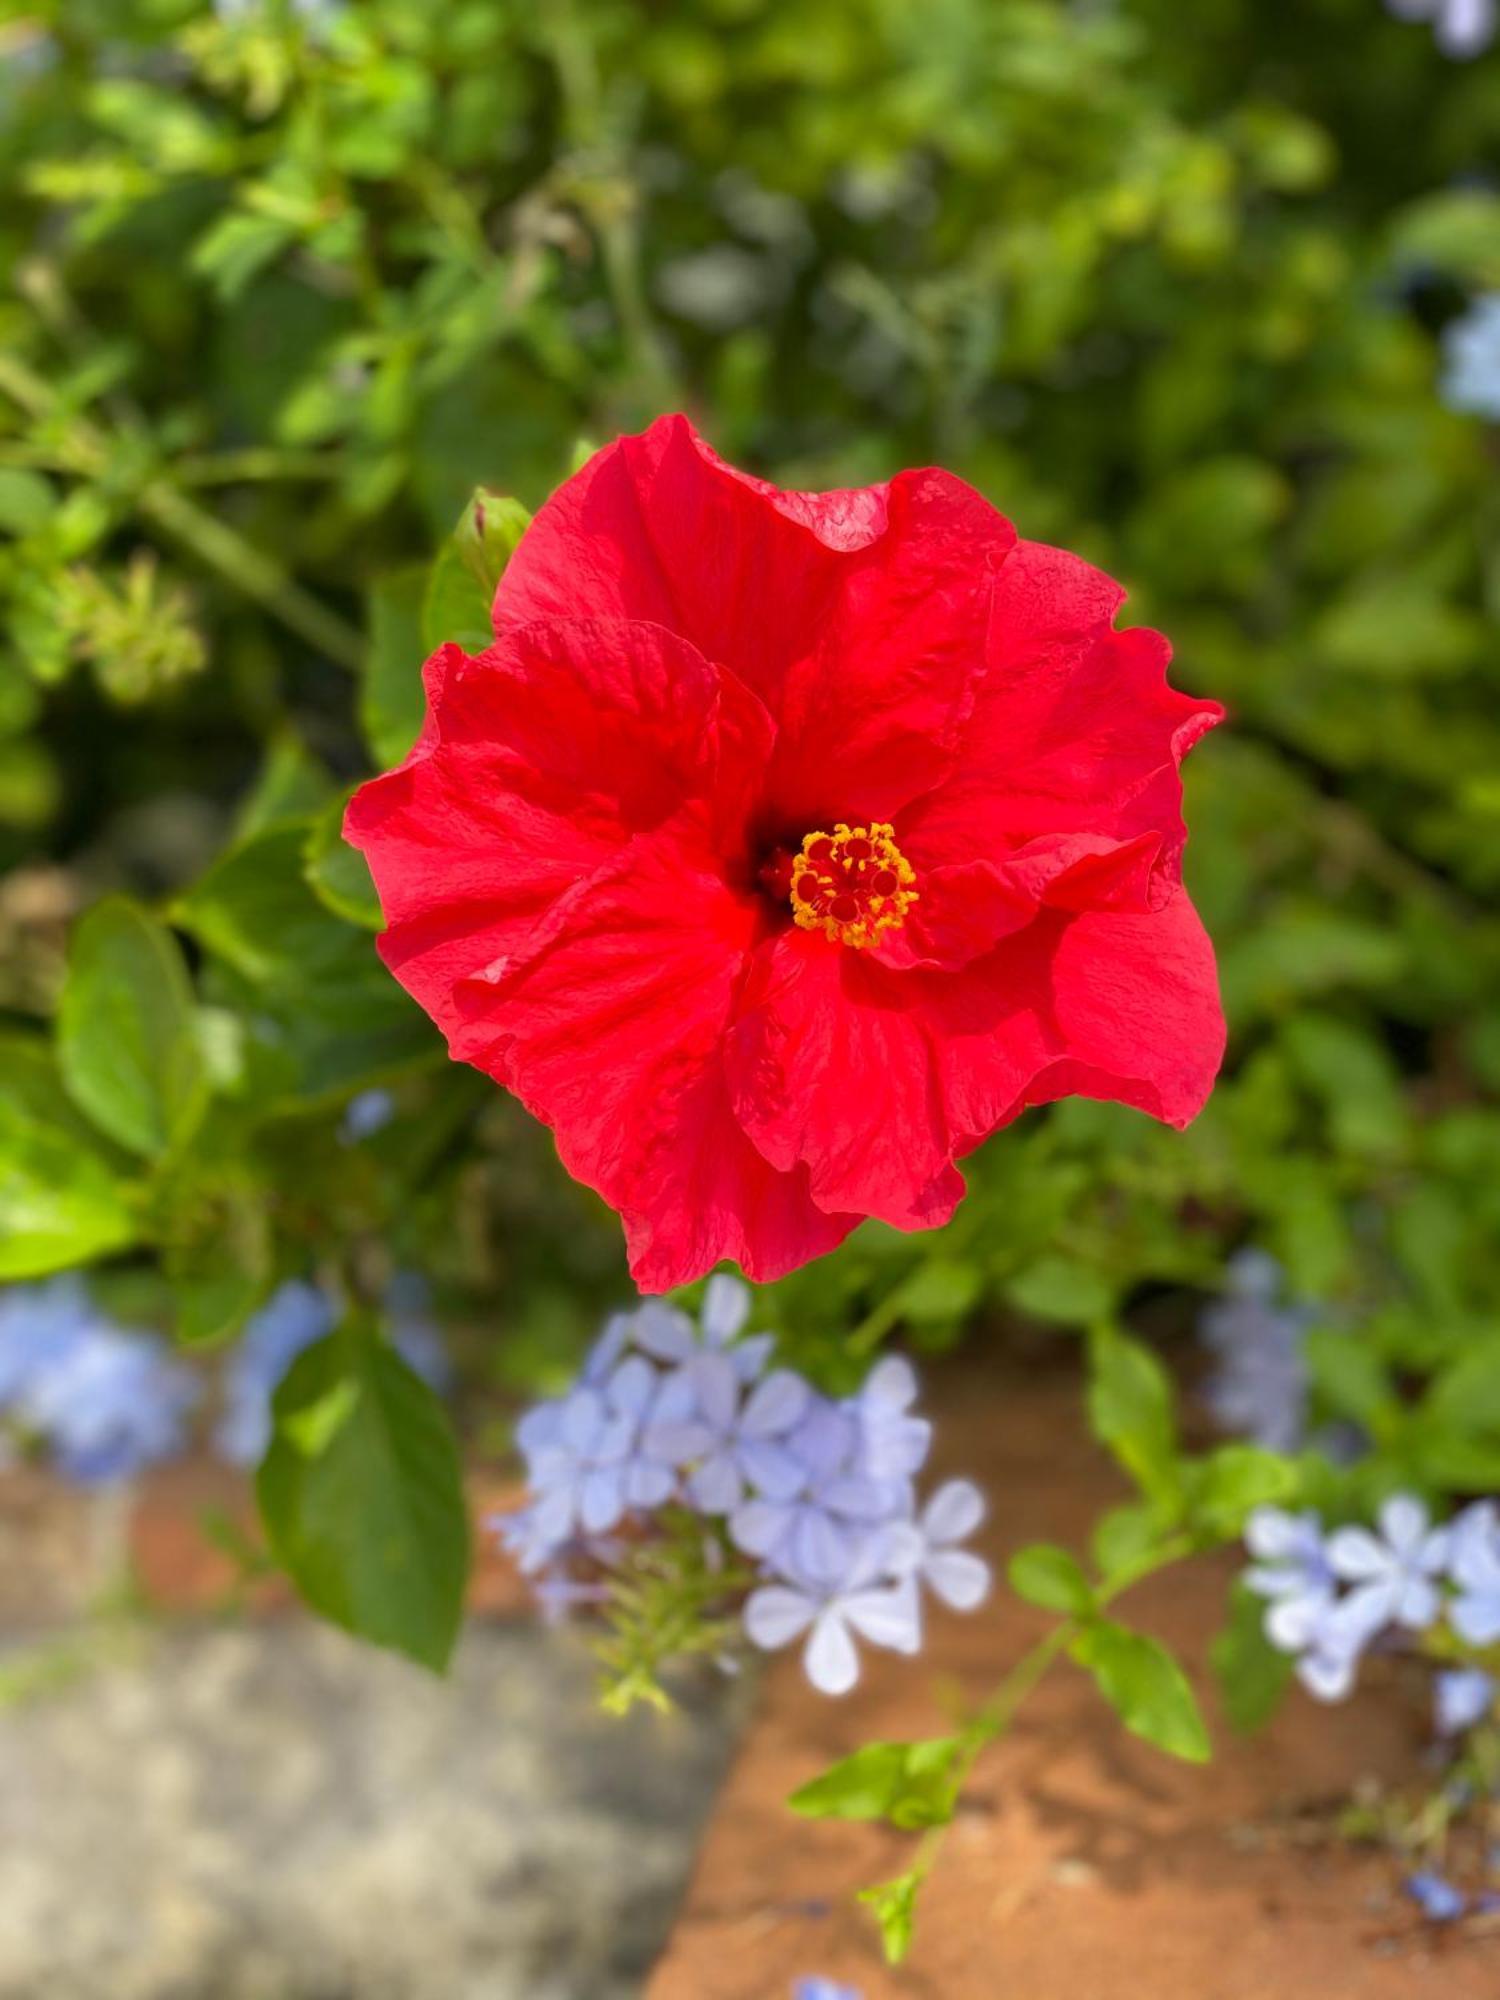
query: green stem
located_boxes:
[0,350,364,670]
[899,1532,1198,1909]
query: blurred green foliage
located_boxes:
[2,0,1500,1655]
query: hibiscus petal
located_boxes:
[447,831,858,1292]
[805,1610,862,1695]
[922,1477,985,1545]
[346,620,770,1051]
[725,928,964,1229]
[494,414,1015,826]
[744,1584,817,1651]
[903,541,1221,894]
[925,890,1225,1150]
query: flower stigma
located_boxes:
[789,822,917,949]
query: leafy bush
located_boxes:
[2,0,1499,1943]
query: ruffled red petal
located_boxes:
[495,413,1014,826]
[344,618,772,1048]
[449,837,858,1291]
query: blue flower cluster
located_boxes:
[494,1276,991,1696]
[0,1276,198,1485]
[1199,1249,1314,1453]
[1386,0,1496,58]
[1442,293,1500,421]
[1244,1497,1500,1725]
[0,1271,449,1485]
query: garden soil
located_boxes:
[648,1353,1499,2000]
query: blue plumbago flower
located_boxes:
[1242,1506,1368,1702]
[0,1275,93,1407]
[744,1533,921,1696]
[496,1288,988,1695]
[1435,1667,1497,1736]
[646,1360,810,1513]
[1387,0,1497,57]
[216,1276,449,1467]
[1443,294,1500,420]
[519,1354,672,1545]
[888,1479,992,1612]
[19,1321,199,1485]
[1327,1494,1450,1644]
[339,1088,395,1143]
[1406,1870,1469,1922]
[1199,1249,1312,1453]
[1448,1500,1500,1646]
[794,1980,863,2000]
[849,1354,932,1482]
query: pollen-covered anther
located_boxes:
[788,821,918,948]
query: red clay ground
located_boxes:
[649,1357,1499,2000]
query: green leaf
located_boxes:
[0,1035,140,1277]
[257,1328,470,1671]
[789,1736,960,1830]
[57,898,208,1157]
[304,793,383,930]
[1210,1582,1294,1734]
[1008,1542,1095,1615]
[1187,1445,1298,1541]
[175,822,433,1101]
[1071,1619,1211,1764]
[1006,1255,1115,1326]
[1086,1326,1181,1510]
[1090,1502,1163,1582]
[858,1869,921,1964]
[362,565,428,768]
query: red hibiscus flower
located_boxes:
[345,415,1225,1292]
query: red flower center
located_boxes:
[788,822,918,949]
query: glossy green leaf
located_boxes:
[790,1735,961,1830]
[57,898,208,1157]
[1071,1619,1211,1764]
[258,1328,471,1670]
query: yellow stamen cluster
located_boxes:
[789,822,918,949]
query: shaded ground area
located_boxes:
[0,1476,741,2000]
[651,1358,1499,2000]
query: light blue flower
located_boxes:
[744,1532,921,1695]
[729,1396,898,1594]
[1243,1505,1367,1701]
[1387,0,1496,58]
[339,1088,395,1143]
[20,1323,199,1485]
[888,1478,991,1612]
[1405,1870,1468,1922]
[1443,294,1500,420]
[1448,1501,1500,1645]
[849,1354,931,1482]
[1199,1250,1311,1453]
[1327,1494,1450,1642]
[646,1359,810,1513]
[794,1980,863,2000]
[1435,1667,1496,1736]
[0,1276,93,1407]
[523,1355,675,1545]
